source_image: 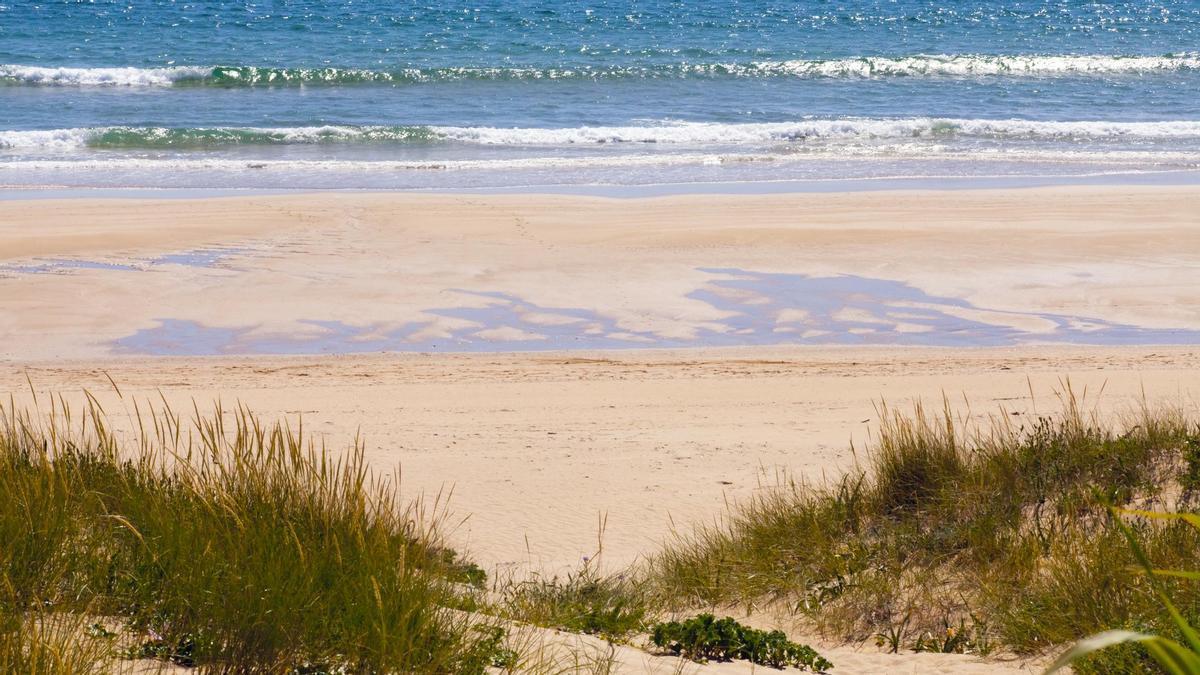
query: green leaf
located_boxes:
[1045,631,1200,675]
[1143,638,1200,675]
[1153,569,1200,582]
[1045,630,1154,673]
[1113,510,1200,654]
[1118,509,1200,533]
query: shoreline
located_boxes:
[3,167,1200,201]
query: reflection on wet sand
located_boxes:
[112,268,1200,356]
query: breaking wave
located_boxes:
[3,53,1199,87]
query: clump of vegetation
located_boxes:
[0,393,511,673]
[0,612,114,675]
[1049,508,1200,675]
[13,382,1200,673]
[650,613,832,671]
[650,390,1200,667]
[873,612,993,656]
[497,559,648,641]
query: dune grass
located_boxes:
[0,612,114,675]
[0,393,506,674]
[1048,508,1200,675]
[495,560,650,643]
[10,383,1200,673]
[648,388,1200,671]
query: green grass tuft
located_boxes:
[649,391,1200,661]
[0,395,509,673]
[497,562,649,642]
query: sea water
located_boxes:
[1,0,1199,190]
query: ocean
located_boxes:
[2,0,1199,191]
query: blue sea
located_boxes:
[2,0,1199,190]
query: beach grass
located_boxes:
[647,387,1200,671]
[0,393,508,673]
[9,384,1200,673]
[495,559,649,642]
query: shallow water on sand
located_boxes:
[104,268,1200,355]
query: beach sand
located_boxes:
[3,185,1199,672]
[7,346,1200,574]
[3,186,1199,360]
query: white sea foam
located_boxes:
[2,146,1198,175]
[0,64,210,86]
[4,119,1199,151]
[0,128,94,150]
[431,119,1200,145]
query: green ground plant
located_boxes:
[650,613,832,671]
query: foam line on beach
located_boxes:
[1,150,1197,177]
[5,119,1200,152]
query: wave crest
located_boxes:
[2,53,1198,87]
[0,64,210,86]
[87,126,438,148]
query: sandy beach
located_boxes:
[6,345,1200,572]
[3,186,1200,360]
[3,185,1200,672]
[7,4,1200,671]
[4,183,1200,567]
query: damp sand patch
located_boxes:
[113,269,1200,356]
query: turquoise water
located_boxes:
[2,1,1199,189]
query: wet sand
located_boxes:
[2,186,1199,360]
